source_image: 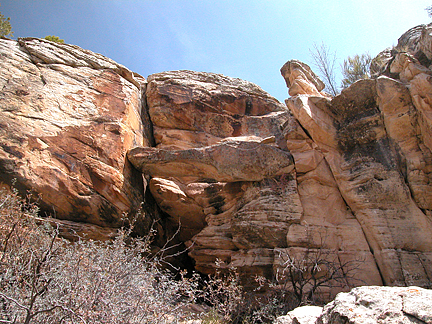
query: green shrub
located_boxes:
[44,35,64,43]
[0,7,13,38]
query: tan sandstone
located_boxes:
[0,38,149,229]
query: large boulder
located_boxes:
[274,286,432,324]
[317,286,432,324]
[0,38,150,232]
[128,140,294,182]
[274,306,322,324]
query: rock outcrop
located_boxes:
[128,70,299,277]
[1,24,432,297]
[275,286,432,324]
[0,38,150,236]
[274,306,323,324]
[280,23,432,287]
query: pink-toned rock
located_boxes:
[280,60,326,97]
[133,70,298,277]
[281,52,432,288]
[0,38,148,229]
[377,76,432,210]
[149,178,205,238]
[128,140,294,182]
[3,25,432,300]
[391,53,431,82]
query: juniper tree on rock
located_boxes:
[341,53,372,89]
[0,8,13,38]
[44,35,65,44]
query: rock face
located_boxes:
[128,140,294,182]
[129,70,300,277]
[275,286,432,324]
[1,24,432,296]
[0,38,150,234]
[281,23,432,287]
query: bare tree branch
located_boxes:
[310,42,339,96]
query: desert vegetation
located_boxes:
[0,186,201,323]
[0,185,363,323]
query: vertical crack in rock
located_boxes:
[281,55,432,289]
[141,83,156,148]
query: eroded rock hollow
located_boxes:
[1,24,432,297]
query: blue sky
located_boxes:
[1,0,431,101]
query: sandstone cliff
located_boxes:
[1,24,432,297]
[0,37,152,239]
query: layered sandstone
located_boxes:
[128,70,301,277]
[0,38,150,234]
[1,24,432,296]
[125,69,384,293]
[281,25,432,288]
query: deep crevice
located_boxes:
[141,84,156,148]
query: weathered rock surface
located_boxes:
[282,34,432,288]
[280,60,326,97]
[2,24,432,297]
[274,306,322,324]
[0,38,149,230]
[131,68,382,289]
[318,286,432,324]
[274,286,432,324]
[135,70,299,277]
[128,140,294,182]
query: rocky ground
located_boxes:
[275,286,432,324]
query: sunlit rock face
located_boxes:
[280,24,432,289]
[2,24,432,297]
[275,286,432,324]
[0,38,151,235]
[128,70,302,277]
[129,68,383,294]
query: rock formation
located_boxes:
[128,70,299,277]
[1,23,432,297]
[0,38,151,238]
[275,286,432,324]
[280,24,432,288]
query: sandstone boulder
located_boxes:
[274,306,322,324]
[274,286,432,324]
[280,60,325,97]
[317,286,432,324]
[0,38,149,230]
[128,140,294,182]
[146,70,288,150]
[132,70,300,276]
